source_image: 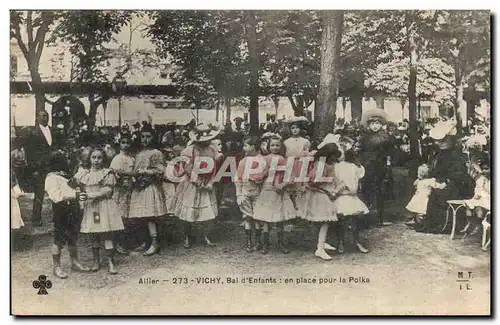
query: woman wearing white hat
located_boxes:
[415,119,474,233]
[171,123,224,248]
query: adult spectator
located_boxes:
[415,119,474,233]
[24,110,54,227]
[264,114,279,133]
[80,116,101,147]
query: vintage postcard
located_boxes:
[10,9,491,315]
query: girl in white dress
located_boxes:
[128,125,166,256]
[405,164,447,226]
[296,134,346,260]
[11,170,25,231]
[462,160,490,235]
[333,149,372,254]
[74,148,124,274]
[236,136,264,252]
[162,147,180,216]
[253,136,296,254]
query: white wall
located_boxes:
[12,94,451,127]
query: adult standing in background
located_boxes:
[228,117,246,166]
[24,110,55,227]
[79,116,101,147]
[264,114,279,133]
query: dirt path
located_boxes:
[12,221,490,315]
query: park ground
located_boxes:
[11,168,490,315]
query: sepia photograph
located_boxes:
[9,9,491,315]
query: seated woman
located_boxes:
[415,119,474,233]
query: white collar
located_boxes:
[39,124,49,130]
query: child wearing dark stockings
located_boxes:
[333,148,370,254]
[236,136,264,252]
[45,152,89,278]
[74,148,124,274]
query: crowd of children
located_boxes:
[10,109,491,279]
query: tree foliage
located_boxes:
[261,10,321,116]
[10,10,59,112]
[365,57,455,104]
[51,10,132,83]
[11,9,490,129]
[147,10,248,110]
[427,11,490,98]
[50,10,133,117]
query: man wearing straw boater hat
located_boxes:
[359,108,394,227]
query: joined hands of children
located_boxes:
[77,192,88,201]
[137,169,151,175]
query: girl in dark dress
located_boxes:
[359,109,395,227]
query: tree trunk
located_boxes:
[244,11,260,136]
[102,101,107,126]
[314,11,344,141]
[408,33,419,161]
[341,97,347,119]
[273,96,279,117]
[13,12,56,118]
[466,98,477,122]
[287,95,305,117]
[88,94,100,119]
[34,90,46,113]
[454,70,464,133]
[294,105,305,117]
[29,68,45,113]
[417,96,421,120]
[215,99,220,122]
[88,94,109,120]
[374,93,385,110]
[400,97,406,121]
[225,97,232,125]
[350,91,363,121]
[89,103,99,119]
[294,96,306,117]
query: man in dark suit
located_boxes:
[24,110,54,227]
